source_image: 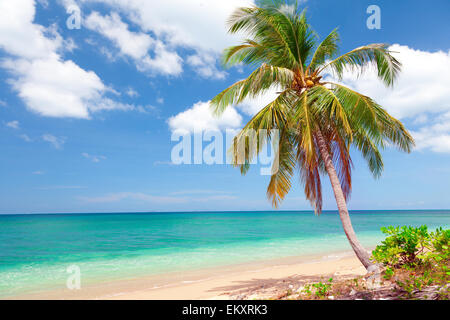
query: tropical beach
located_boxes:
[9,252,367,300]
[0,0,449,307]
[1,211,449,299]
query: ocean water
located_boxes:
[0,210,449,297]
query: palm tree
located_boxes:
[210,3,415,270]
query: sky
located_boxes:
[0,0,449,214]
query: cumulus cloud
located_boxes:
[411,111,450,153]
[337,45,450,119]
[64,0,255,78]
[0,0,62,60]
[85,11,182,76]
[168,101,242,133]
[79,0,251,51]
[2,58,106,118]
[166,86,282,136]
[0,0,143,119]
[187,52,227,79]
[329,44,450,153]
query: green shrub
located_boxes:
[311,278,333,298]
[430,227,450,257]
[371,225,449,299]
[300,278,333,299]
[383,266,394,280]
[371,225,431,267]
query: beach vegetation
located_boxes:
[311,278,333,299]
[372,225,431,267]
[371,225,449,299]
[298,278,333,299]
[276,225,449,300]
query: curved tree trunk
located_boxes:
[315,130,373,270]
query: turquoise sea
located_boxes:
[0,210,449,297]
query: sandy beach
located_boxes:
[8,251,367,300]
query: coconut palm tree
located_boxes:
[210,3,415,270]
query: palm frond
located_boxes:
[306,28,340,74]
[211,64,294,114]
[352,128,384,178]
[229,89,293,170]
[267,128,296,207]
[307,85,352,135]
[318,44,401,87]
[293,91,318,166]
[298,153,323,214]
[327,82,414,153]
[226,5,316,70]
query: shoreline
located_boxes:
[5,250,369,300]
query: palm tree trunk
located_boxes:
[315,129,373,270]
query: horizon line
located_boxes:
[1,209,449,216]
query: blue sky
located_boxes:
[0,0,449,214]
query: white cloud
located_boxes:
[126,87,139,98]
[42,134,66,149]
[0,0,140,119]
[411,111,450,153]
[237,86,282,116]
[85,11,183,76]
[85,12,152,60]
[6,120,20,129]
[166,86,281,136]
[168,101,242,133]
[65,0,255,78]
[3,58,106,118]
[187,52,227,79]
[82,152,106,163]
[0,100,7,107]
[0,0,61,60]
[32,170,45,175]
[337,45,450,119]
[79,0,252,51]
[331,44,450,153]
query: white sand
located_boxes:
[8,252,367,300]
